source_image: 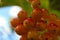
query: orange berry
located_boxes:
[27,31,38,40]
[15,24,28,35]
[23,18,34,30]
[48,14,57,23]
[56,19,60,27]
[41,9,49,20]
[10,0,60,39]
[17,10,27,23]
[31,1,40,8]
[10,18,21,28]
[31,8,42,22]
[50,14,57,19]
[55,19,60,35]
[36,21,47,31]
[47,23,59,35]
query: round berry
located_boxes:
[17,10,27,23]
[10,18,21,28]
[55,19,60,35]
[41,9,49,20]
[27,31,38,40]
[48,14,57,23]
[36,21,47,31]
[23,18,34,30]
[47,23,58,35]
[15,24,28,35]
[31,1,40,8]
[31,8,42,22]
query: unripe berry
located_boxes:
[10,18,21,28]
[17,10,27,23]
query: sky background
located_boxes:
[0,6,21,40]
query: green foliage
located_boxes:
[49,0,60,11]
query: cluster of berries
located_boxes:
[10,0,60,40]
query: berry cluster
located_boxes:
[10,0,60,40]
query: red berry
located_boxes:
[10,18,21,28]
[17,10,27,23]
